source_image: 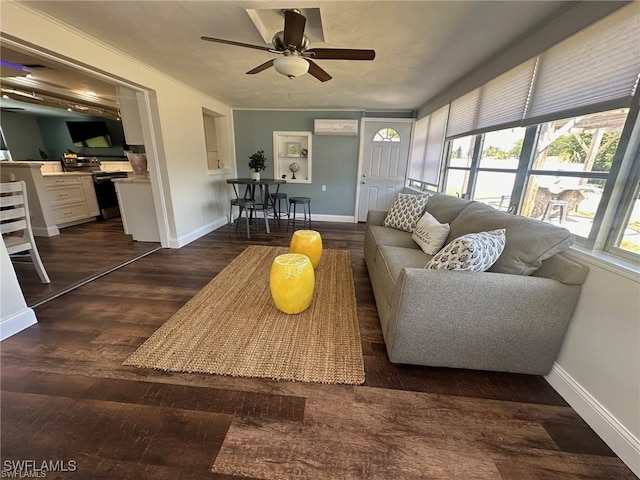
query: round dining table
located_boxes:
[226,178,286,234]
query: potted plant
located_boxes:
[248,150,267,181]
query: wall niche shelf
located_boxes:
[273,131,312,184]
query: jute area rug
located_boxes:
[124,245,365,385]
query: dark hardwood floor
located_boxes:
[1,219,634,479]
[12,217,160,307]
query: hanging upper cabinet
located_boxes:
[273,131,312,184]
[116,86,145,146]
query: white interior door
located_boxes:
[357,120,413,221]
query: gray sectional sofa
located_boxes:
[364,192,589,375]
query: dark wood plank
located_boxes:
[13,217,160,307]
[1,219,634,479]
[1,391,231,472]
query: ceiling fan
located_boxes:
[201,9,375,82]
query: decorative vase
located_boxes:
[251,170,261,181]
[289,230,323,269]
[270,253,315,314]
[126,152,148,177]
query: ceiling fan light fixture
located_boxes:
[273,55,309,78]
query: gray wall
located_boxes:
[233,110,364,216]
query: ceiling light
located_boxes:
[273,55,309,79]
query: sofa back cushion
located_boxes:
[447,202,574,275]
[425,193,473,224]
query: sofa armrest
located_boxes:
[385,268,582,374]
[366,210,388,226]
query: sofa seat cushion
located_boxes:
[448,202,574,275]
[366,225,421,250]
[376,245,432,306]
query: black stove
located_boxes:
[61,156,102,172]
[61,156,129,219]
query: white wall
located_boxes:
[1,2,237,248]
[546,253,640,477]
[0,238,37,340]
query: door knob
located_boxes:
[361,181,366,184]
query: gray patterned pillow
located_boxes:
[425,229,506,272]
[383,193,430,232]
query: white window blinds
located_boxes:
[446,88,480,139]
[476,58,537,131]
[422,106,448,185]
[526,3,640,122]
[408,116,429,180]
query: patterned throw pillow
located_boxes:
[425,229,506,272]
[411,211,450,255]
[383,193,430,232]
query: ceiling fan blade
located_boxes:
[201,36,272,52]
[246,60,274,75]
[306,60,332,82]
[305,48,376,61]
[283,9,306,50]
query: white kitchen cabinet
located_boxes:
[0,162,59,237]
[113,178,160,242]
[81,175,100,216]
[117,85,145,145]
[273,131,312,184]
[43,174,98,227]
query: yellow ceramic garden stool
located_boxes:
[270,253,315,314]
[289,230,323,269]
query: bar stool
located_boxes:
[543,200,569,224]
[288,197,311,231]
[229,198,257,239]
[269,192,288,222]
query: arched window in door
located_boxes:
[373,128,401,142]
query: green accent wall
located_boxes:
[233,110,365,217]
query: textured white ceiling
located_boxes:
[11,1,574,110]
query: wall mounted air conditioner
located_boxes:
[314,119,358,136]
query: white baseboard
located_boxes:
[1,307,37,341]
[169,218,228,248]
[285,213,355,223]
[546,364,640,477]
[33,225,60,237]
[307,214,355,223]
[169,213,357,248]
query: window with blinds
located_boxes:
[408,116,429,181]
[446,89,480,139]
[442,2,640,139]
[408,105,449,186]
[526,2,640,123]
[422,106,448,185]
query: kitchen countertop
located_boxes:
[112,177,150,183]
[42,172,93,177]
